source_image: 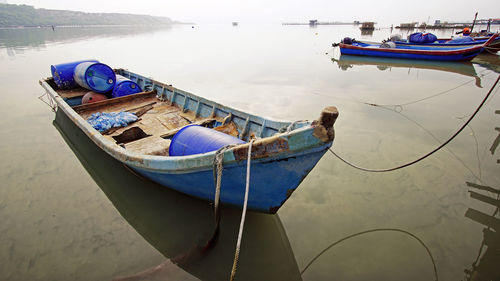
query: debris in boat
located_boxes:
[127,102,156,117]
[213,121,239,137]
[82,92,108,104]
[380,41,396,48]
[112,126,150,144]
[87,111,138,132]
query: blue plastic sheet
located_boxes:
[408,32,437,43]
[445,36,475,43]
[87,111,138,132]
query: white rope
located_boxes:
[229,138,255,281]
[38,91,58,112]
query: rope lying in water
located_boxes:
[329,74,500,172]
[300,228,439,281]
[229,139,255,281]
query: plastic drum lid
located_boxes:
[84,63,116,93]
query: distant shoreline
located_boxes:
[0,23,191,30]
[0,3,183,28]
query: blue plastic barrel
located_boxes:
[169,125,245,156]
[73,62,116,93]
[51,59,99,89]
[112,74,142,98]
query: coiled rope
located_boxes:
[300,228,439,281]
[229,139,255,281]
[330,75,500,172]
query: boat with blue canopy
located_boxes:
[40,67,338,214]
[336,34,498,61]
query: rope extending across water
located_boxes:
[330,75,500,172]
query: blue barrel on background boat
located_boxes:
[73,62,116,93]
[169,125,245,156]
[51,59,99,89]
[112,74,142,98]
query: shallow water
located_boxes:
[0,24,499,281]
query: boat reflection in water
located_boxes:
[464,182,500,281]
[53,109,302,281]
[332,55,483,88]
[472,54,500,74]
[463,109,500,281]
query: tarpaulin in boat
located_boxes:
[408,32,437,43]
[445,36,475,43]
[87,112,138,132]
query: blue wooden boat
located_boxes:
[40,68,338,214]
[53,108,302,280]
[368,37,500,53]
[359,33,500,53]
[338,34,498,61]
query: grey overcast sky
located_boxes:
[5,0,500,25]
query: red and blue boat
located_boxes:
[338,33,498,61]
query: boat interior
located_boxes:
[45,69,294,157]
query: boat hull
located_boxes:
[339,43,484,61]
[132,144,329,214]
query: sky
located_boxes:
[4,0,500,25]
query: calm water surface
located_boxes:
[0,24,499,281]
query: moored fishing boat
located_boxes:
[40,67,338,214]
[53,107,302,280]
[360,33,500,53]
[335,34,498,61]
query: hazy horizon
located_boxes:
[3,0,500,26]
